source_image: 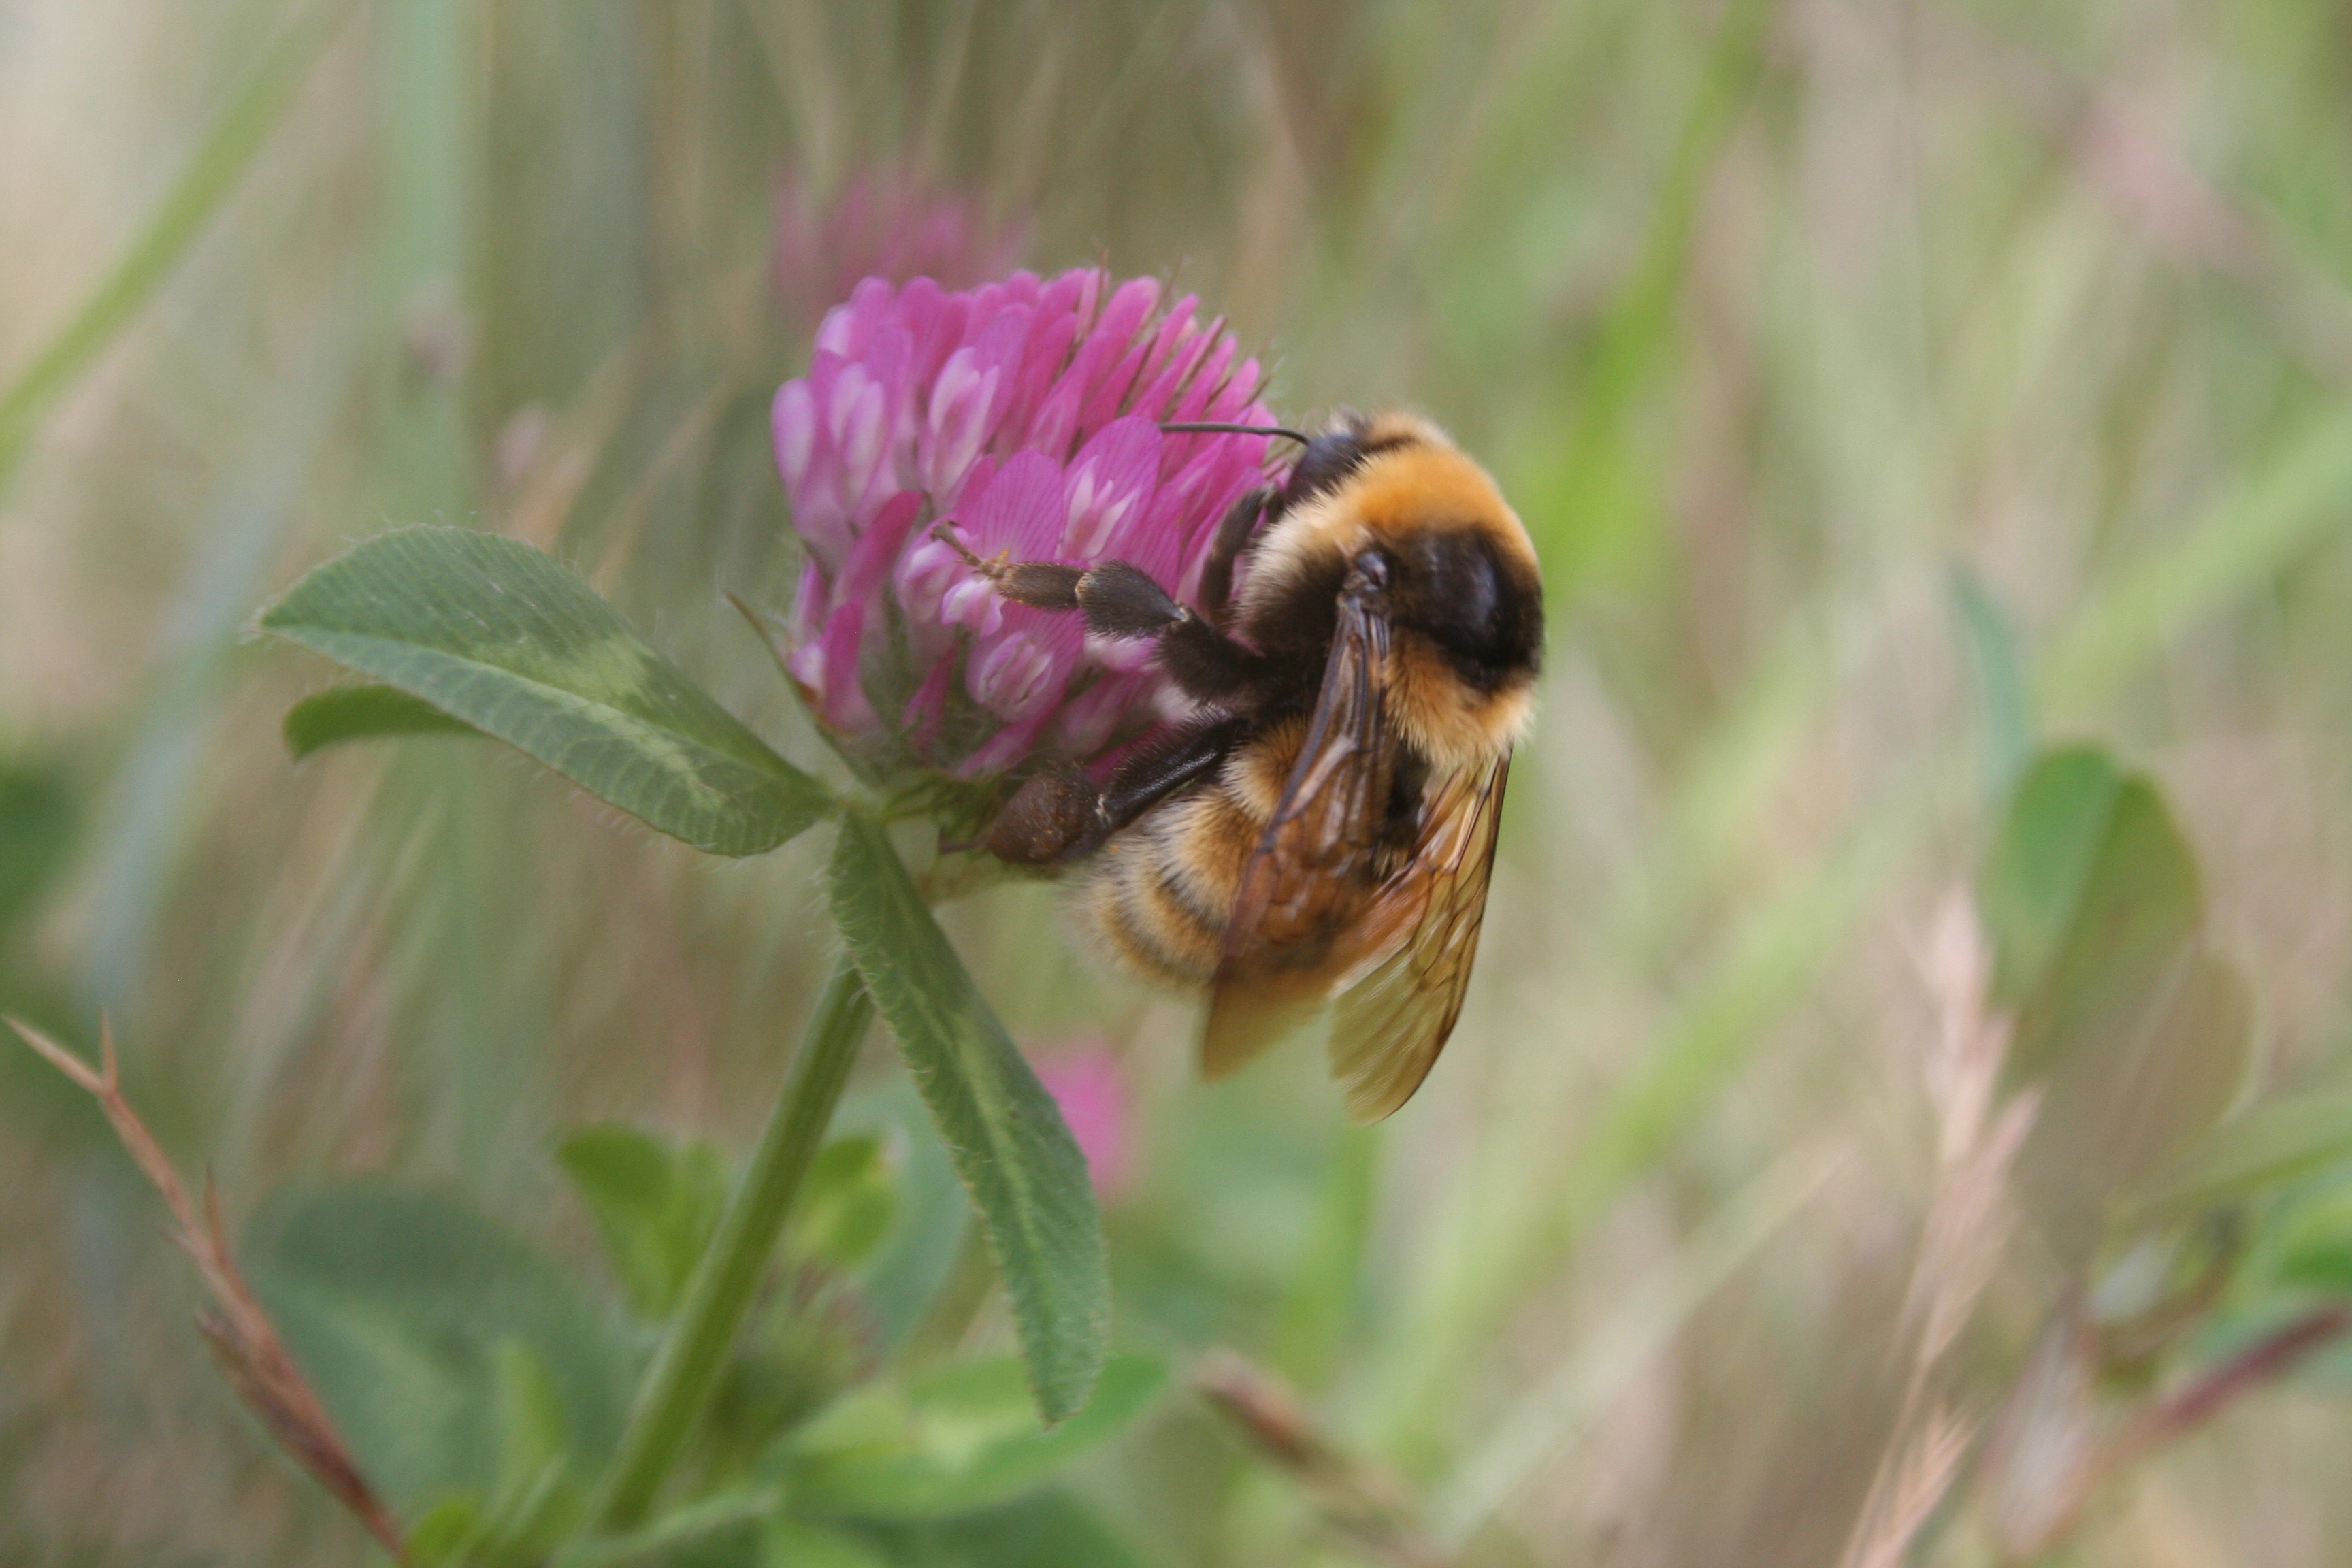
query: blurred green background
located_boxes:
[8,0,2352,1563]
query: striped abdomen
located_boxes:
[1072,720,1303,986]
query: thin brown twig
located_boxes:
[2106,1304,2352,1477]
[1982,1299,2352,1560]
[7,1015,407,1563]
[1196,1350,1452,1568]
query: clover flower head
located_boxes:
[772,269,1277,784]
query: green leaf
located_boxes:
[559,1124,728,1319]
[1980,749,2253,1259]
[826,813,1109,1424]
[786,1355,1164,1519]
[284,682,483,757]
[787,1135,898,1271]
[256,525,830,855]
[244,1183,635,1511]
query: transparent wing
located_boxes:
[1201,592,1396,1079]
[1326,755,1509,1121]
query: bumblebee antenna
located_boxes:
[1160,421,1313,446]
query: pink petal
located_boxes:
[958,708,1056,776]
[964,450,1067,558]
[1164,332,1238,425]
[1053,670,1151,753]
[787,598,879,736]
[900,653,956,753]
[1069,276,1162,435]
[828,363,889,518]
[839,489,924,605]
[786,557,830,649]
[1000,296,1083,453]
[1204,358,1266,425]
[1060,416,1162,559]
[1128,296,1200,413]
[967,612,1079,721]
[940,572,1006,636]
[772,380,818,499]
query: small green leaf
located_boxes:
[405,1496,485,1568]
[2272,1186,2352,1295]
[1981,749,2253,1259]
[558,1124,728,1319]
[244,1183,634,1512]
[257,525,831,855]
[826,813,1109,1424]
[490,1339,571,1507]
[833,1085,971,1350]
[787,1135,898,1271]
[1978,747,2132,1010]
[787,1355,1165,1519]
[284,682,483,757]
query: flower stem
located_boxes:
[591,954,874,1531]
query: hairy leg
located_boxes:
[1196,486,1269,626]
[939,525,1266,703]
[984,719,1243,864]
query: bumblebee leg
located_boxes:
[1071,561,1189,635]
[1195,486,1269,626]
[1099,717,1243,829]
[1070,564,1267,700]
[987,561,1085,610]
[935,525,1265,701]
[983,719,1241,864]
[983,763,1100,864]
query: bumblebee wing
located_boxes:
[1201,592,1396,1079]
[1326,755,1509,1121]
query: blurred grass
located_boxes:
[9,1,2352,1564]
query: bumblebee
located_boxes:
[960,412,1542,1120]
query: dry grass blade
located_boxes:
[1196,1350,1452,1568]
[1844,1405,1972,1568]
[1839,892,2036,1568]
[6,1016,407,1563]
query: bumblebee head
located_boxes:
[1333,423,1544,770]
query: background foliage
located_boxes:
[8,0,2352,1563]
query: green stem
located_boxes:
[591,955,874,1531]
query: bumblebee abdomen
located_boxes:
[1073,749,1273,987]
